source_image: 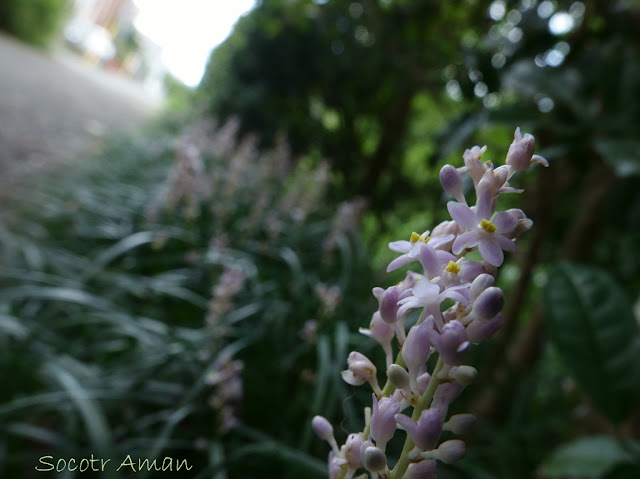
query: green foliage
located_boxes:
[544,262,640,423]
[540,436,640,479]
[0,117,373,478]
[0,0,68,47]
[198,0,486,207]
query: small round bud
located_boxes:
[312,415,334,440]
[449,365,478,386]
[387,364,410,391]
[363,446,387,472]
[443,414,476,435]
[473,286,504,319]
[434,439,466,464]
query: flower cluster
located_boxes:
[313,129,547,479]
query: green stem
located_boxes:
[391,357,444,479]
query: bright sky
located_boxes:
[133,0,255,87]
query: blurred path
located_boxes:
[0,32,162,182]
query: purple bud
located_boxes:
[506,128,535,172]
[363,446,387,472]
[440,165,465,203]
[477,165,509,196]
[377,286,400,324]
[396,408,443,452]
[434,320,470,366]
[312,415,334,440]
[371,395,401,451]
[434,439,466,464]
[405,459,437,479]
[466,313,504,343]
[470,273,495,300]
[432,381,463,417]
[473,286,504,319]
[402,321,432,378]
[504,208,533,239]
[364,311,394,346]
[443,414,476,435]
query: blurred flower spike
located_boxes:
[313,128,547,478]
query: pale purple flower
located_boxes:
[448,188,518,266]
[397,277,468,328]
[387,231,454,272]
[341,351,382,396]
[371,394,402,451]
[458,145,487,186]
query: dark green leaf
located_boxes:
[540,436,638,479]
[544,262,640,423]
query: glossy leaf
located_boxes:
[544,262,640,423]
[540,436,638,479]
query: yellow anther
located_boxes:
[445,260,461,275]
[480,218,497,233]
[410,232,431,244]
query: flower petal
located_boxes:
[447,202,477,230]
[475,188,493,220]
[387,254,414,272]
[495,234,517,253]
[389,240,411,253]
[419,244,441,277]
[492,211,517,234]
[452,231,479,255]
[478,239,504,267]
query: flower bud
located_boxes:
[477,165,509,197]
[431,320,470,366]
[371,395,401,452]
[376,286,400,324]
[396,407,443,452]
[473,286,504,319]
[443,414,476,435]
[433,439,466,464]
[363,446,387,472]
[440,164,465,203]
[387,364,410,391]
[432,381,463,417]
[344,433,365,469]
[405,459,437,479]
[402,321,432,383]
[312,415,334,440]
[466,313,504,343]
[470,273,495,300]
[449,365,478,386]
[342,352,381,395]
[506,128,535,172]
[504,208,533,239]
